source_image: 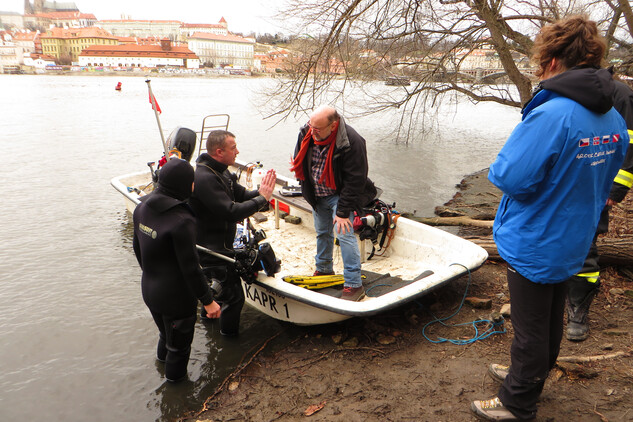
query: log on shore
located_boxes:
[462,235,633,266]
[409,215,494,229]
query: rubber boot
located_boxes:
[566,286,598,341]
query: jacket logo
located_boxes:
[139,223,157,239]
[579,134,621,148]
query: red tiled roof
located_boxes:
[181,23,224,28]
[99,19,183,24]
[11,31,39,41]
[34,12,97,20]
[79,44,198,59]
[41,27,117,39]
[30,53,56,60]
[189,32,253,44]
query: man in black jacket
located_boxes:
[566,78,633,341]
[189,130,276,336]
[133,158,221,383]
[290,106,377,301]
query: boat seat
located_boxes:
[271,191,312,213]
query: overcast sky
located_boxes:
[3,0,292,34]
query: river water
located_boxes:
[0,74,519,421]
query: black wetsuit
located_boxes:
[189,153,268,335]
[133,158,213,382]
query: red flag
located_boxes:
[149,92,161,114]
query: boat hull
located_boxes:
[112,161,488,325]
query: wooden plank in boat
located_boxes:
[272,190,312,213]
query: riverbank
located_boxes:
[180,170,633,422]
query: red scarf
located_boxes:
[291,121,339,190]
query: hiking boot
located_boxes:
[471,396,519,421]
[341,286,365,301]
[313,270,335,276]
[566,320,589,341]
[566,287,598,342]
[488,363,510,383]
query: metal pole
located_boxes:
[145,79,170,161]
[196,245,236,264]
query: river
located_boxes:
[0,74,519,421]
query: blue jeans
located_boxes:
[313,194,362,288]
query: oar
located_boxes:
[145,79,170,161]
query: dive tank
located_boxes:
[250,162,265,189]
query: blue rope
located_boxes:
[365,283,392,296]
[421,263,506,345]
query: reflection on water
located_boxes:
[0,74,518,421]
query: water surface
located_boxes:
[0,74,518,421]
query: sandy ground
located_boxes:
[180,172,633,422]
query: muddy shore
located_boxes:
[181,169,633,422]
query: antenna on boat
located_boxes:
[145,79,171,161]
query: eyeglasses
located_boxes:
[308,121,331,133]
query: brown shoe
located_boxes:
[341,286,365,301]
[313,270,335,276]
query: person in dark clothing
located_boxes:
[470,16,628,421]
[133,158,221,383]
[290,106,377,301]
[566,79,633,341]
[189,130,276,336]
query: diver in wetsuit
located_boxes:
[133,158,221,382]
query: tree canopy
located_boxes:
[266,0,633,139]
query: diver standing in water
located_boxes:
[133,158,221,383]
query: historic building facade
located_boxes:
[187,32,254,69]
[40,26,118,63]
[78,39,200,69]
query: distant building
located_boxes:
[40,26,118,63]
[180,18,228,40]
[24,0,79,14]
[254,47,291,73]
[97,19,183,40]
[0,32,24,71]
[0,11,24,29]
[11,30,40,55]
[23,52,56,69]
[78,39,200,69]
[187,32,254,69]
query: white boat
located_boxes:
[111,114,488,325]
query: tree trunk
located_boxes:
[412,215,494,229]
[463,235,633,267]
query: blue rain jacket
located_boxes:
[489,67,629,284]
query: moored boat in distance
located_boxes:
[385,76,411,86]
[111,114,488,325]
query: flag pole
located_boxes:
[145,79,170,161]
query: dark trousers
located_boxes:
[202,265,245,336]
[150,310,197,382]
[498,266,567,420]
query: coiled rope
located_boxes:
[421,263,506,345]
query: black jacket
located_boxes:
[133,188,213,317]
[189,153,268,265]
[609,80,633,202]
[294,116,377,218]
